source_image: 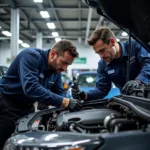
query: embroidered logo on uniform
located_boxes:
[49,81,54,84]
[39,73,44,79]
[130,56,136,64]
[130,56,135,61]
[107,69,115,74]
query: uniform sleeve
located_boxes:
[134,41,150,84]
[51,74,66,97]
[87,60,111,100]
[18,52,63,107]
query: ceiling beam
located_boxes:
[0,17,30,41]
[95,16,104,29]
[0,19,10,28]
[48,0,65,36]
[7,0,16,8]
[21,9,40,31]
[6,0,33,41]
[34,3,52,30]
[1,18,100,22]
[9,6,89,11]
[0,4,9,7]
[78,0,82,37]
[12,28,120,32]
[32,35,129,40]
[32,35,85,39]
[0,35,128,40]
[0,37,10,40]
[85,8,93,45]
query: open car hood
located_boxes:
[85,0,150,52]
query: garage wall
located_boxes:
[0,40,100,77]
[0,42,11,67]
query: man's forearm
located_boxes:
[61,98,70,108]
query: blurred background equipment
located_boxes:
[61,72,72,93]
[0,65,8,80]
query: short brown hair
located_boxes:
[88,27,116,45]
[52,39,79,58]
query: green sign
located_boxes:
[73,57,87,64]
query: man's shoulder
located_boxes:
[122,40,140,48]
[121,40,135,47]
[21,48,42,54]
[121,40,139,55]
[98,59,106,66]
[19,48,44,58]
[98,59,107,70]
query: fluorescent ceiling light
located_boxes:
[122,32,128,36]
[40,11,50,18]
[116,38,120,42]
[2,31,12,36]
[33,0,43,3]
[21,43,30,48]
[18,39,23,44]
[47,22,55,29]
[0,26,1,29]
[55,38,61,42]
[52,32,59,37]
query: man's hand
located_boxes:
[122,80,140,94]
[62,98,83,111]
[71,77,86,100]
[37,103,49,110]
[67,98,83,111]
[71,88,86,100]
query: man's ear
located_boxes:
[110,38,115,46]
[50,49,57,59]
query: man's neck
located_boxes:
[115,42,122,59]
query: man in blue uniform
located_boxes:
[0,39,82,149]
[72,27,150,100]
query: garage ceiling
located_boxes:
[0,0,128,44]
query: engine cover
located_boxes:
[56,109,122,131]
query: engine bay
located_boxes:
[15,86,150,136]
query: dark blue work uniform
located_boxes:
[0,48,65,148]
[0,48,65,107]
[87,40,150,100]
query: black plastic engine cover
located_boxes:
[56,109,122,131]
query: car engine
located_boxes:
[32,101,138,134]
[54,108,122,133]
[15,85,150,136]
[3,86,150,150]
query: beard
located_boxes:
[49,61,64,74]
[105,51,116,63]
[56,69,64,74]
[103,57,112,63]
[48,59,57,73]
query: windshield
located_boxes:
[77,73,97,87]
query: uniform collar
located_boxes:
[43,49,56,75]
[120,42,128,57]
[43,49,50,71]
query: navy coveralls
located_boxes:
[87,40,150,100]
[0,48,65,148]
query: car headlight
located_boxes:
[3,141,100,150]
[3,132,102,150]
[3,146,85,150]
